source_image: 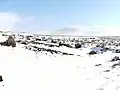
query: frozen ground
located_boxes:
[0,33,120,90]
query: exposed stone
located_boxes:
[0,36,16,47]
[75,43,81,48]
[7,36,16,47]
[0,75,3,82]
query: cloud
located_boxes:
[0,12,42,32]
[0,12,20,31]
[0,12,57,34]
[52,25,120,36]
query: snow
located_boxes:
[0,47,117,90]
[0,35,7,42]
[1,34,120,90]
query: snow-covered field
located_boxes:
[1,32,120,90]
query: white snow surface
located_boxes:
[0,36,120,90]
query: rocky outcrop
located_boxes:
[0,75,3,82]
[0,36,16,47]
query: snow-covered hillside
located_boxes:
[0,31,120,90]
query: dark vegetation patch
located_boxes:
[112,63,120,69]
[30,41,59,47]
[110,56,120,62]
[58,42,73,48]
[25,45,80,56]
[21,41,28,45]
[104,70,110,72]
[89,51,97,55]
[115,49,120,53]
[95,64,102,66]
[36,38,41,41]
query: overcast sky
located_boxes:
[0,0,120,35]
